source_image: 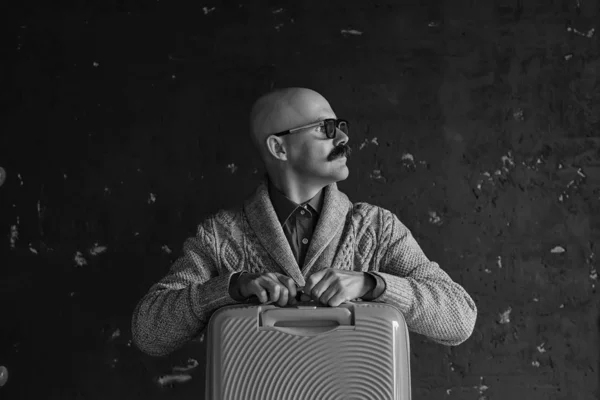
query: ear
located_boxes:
[265,135,288,161]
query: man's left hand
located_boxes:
[299,268,375,307]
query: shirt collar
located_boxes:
[267,176,324,225]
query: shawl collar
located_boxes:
[243,174,352,286]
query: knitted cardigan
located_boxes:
[131,176,478,357]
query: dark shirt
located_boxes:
[229,177,386,301]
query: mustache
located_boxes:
[330,144,352,160]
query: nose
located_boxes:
[334,127,349,146]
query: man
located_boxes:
[131,87,477,357]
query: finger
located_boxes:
[262,278,281,304]
[303,269,329,296]
[300,293,312,302]
[309,273,336,303]
[277,275,297,305]
[320,285,339,306]
[251,285,269,304]
[277,286,289,307]
[328,291,347,308]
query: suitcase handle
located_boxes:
[259,307,355,337]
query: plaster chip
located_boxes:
[90,243,107,256]
[550,246,566,254]
[498,307,512,324]
[157,374,192,386]
[74,251,88,267]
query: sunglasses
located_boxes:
[273,118,349,139]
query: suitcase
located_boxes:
[205,300,411,399]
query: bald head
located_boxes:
[249,87,335,161]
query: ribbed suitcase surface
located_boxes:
[205,301,411,400]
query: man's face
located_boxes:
[283,111,352,186]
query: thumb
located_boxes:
[300,294,312,302]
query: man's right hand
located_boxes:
[236,272,298,307]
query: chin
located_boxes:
[328,166,349,183]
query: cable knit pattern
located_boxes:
[131,176,477,357]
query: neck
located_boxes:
[267,173,327,204]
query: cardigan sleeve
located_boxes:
[369,209,477,346]
[131,217,242,357]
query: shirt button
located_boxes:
[300,210,305,215]
[302,238,308,245]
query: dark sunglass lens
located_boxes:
[325,120,336,138]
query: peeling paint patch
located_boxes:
[341,29,363,36]
[29,244,37,254]
[564,53,573,61]
[401,153,414,163]
[550,246,566,254]
[93,62,99,67]
[172,358,199,373]
[590,268,597,280]
[110,329,121,340]
[272,7,284,13]
[531,360,540,367]
[567,26,595,38]
[148,193,156,204]
[474,377,489,395]
[428,210,443,226]
[501,151,515,171]
[202,6,215,14]
[537,342,547,353]
[226,163,238,174]
[162,245,172,254]
[10,223,19,249]
[369,169,385,182]
[359,137,379,150]
[157,373,192,386]
[496,256,502,268]
[90,243,107,256]
[512,108,524,121]
[498,307,512,324]
[0,167,6,187]
[476,171,495,190]
[74,251,88,267]
[274,23,284,31]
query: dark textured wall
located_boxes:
[1,0,599,399]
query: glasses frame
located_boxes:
[272,118,349,139]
